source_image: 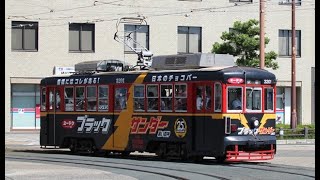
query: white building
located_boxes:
[5,0,315,131]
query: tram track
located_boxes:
[227,163,315,179]
[5,150,314,180]
[6,154,231,180]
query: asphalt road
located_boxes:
[5,132,316,179]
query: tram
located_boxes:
[40,53,276,162]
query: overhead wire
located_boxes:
[5,0,314,29]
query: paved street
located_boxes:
[5,131,315,168]
[5,131,315,180]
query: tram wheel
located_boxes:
[215,155,226,163]
[192,155,204,162]
[121,151,130,157]
[156,143,166,159]
[104,151,111,157]
[180,144,188,161]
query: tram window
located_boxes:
[49,90,54,110]
[115,88,127,110]
[196,86,204,110]
[87,86,97,111]
[55,89,61,110]
[174,84,187,111]
[265,88,274,111]
[64,87,74,111]
[75,86,85,111]
[214,83,222,112]
[41,87,46,111]
[160,84,173,111]
[205,85,212,110]
[98,86,108,111]
[147,85,158,111]
[134,85,145,111]
[246,88,262,111]
[228,87,242,110]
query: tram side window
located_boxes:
[134,85,145,111]
[246,88,262,111]
[205,85,212,110]
[87,86,97,111]
[49,90,54,110]
[214,83,222,112]
[264,88,274,111]
[115,88,127,110]
[196,86,204,110]
[228,87,242,110]
[41,87,46,111]
[160,84,173,111]
[75,86,85,111]
[65,87,74,111]
[174,84,187,111]
[98,86,108,111]
[55,89,61,110]
[147,85,159,111]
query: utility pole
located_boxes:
[259,0,265,69]
[291,0,297,129]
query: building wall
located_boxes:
[5,0,315,131]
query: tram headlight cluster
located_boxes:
[253,120,260,127]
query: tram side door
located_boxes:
[193,83,214,151]
[112,84,130,149]
[46,87,60,145]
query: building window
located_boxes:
[69,23,95,52]
[276,87,285,110]
[278,0,301,6]
[124,25,149,53]
[11,21,38,51]
[279,30,301,57]
[178,26,202,54]
[11,84,40,129]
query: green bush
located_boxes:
[275,124,315,140]
[236,124,316,139]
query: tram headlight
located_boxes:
[254,120,259,127]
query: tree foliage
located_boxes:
[211,19,279,70]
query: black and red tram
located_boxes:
[40,56,277,162]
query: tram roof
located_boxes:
[41,65,276,86]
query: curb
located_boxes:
[277,139,315,145]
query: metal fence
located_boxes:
[276,127,315,139]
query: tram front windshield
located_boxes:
[227,86,274,112]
